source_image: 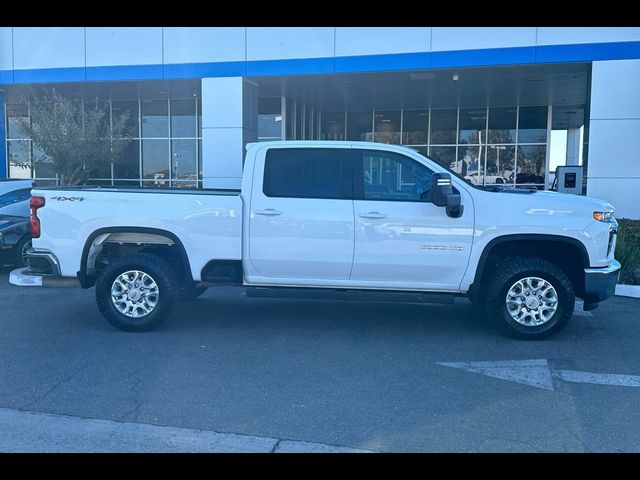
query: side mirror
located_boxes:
[430,173,464,218]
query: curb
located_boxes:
[9,268,80,288]
[615,283,640,299]
[9,267,42,287]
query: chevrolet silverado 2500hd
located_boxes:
[26,141,620,338]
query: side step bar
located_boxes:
[245,286,456,304]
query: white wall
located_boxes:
[0,27,13,71]
[85,27,163,67]
[588,59,640,219]
[1,27,640,73]
[335,28,431,56]
[163,27,245,64]
[13,27,85,70]
[431,27,537,52]
[201,77,257,189]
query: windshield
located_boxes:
[413,151,479,190]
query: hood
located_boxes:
[474,187,617,220]
[529,190,615,213]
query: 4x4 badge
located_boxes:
[51,196,85,202]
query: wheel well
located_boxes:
[472,237,588,298]
[79,228,192,289]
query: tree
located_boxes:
[19,91,133,185]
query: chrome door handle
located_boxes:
[359,212,386,219]
[255,209,282,216]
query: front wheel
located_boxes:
[95,253,178,332]
[485,258,575,340]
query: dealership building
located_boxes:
[0,27,639,218]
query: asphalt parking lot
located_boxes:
[1,265,639,452]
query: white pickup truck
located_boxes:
[26,141,620,339]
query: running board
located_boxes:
[245,286,456,304]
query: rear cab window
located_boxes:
[263,148,352,200]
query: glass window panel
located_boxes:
[346,111,373,142]
[258,98,281,115]
[263,148,350,199]
[7,140,32,179]
[320,112,345,140]
[485,145,516,186]
[6,104,29,139]
[428,146,456,170]
[142,139,170,186]
[114,179,141,187]
[304,107,312,140]
[170,99,196,138]
[112,100,139,138]
[172,180,199,189]
[172,139,198,182]
[488,107,517,144]
[402,110,428,145]
[141,100,168,138]
[113,140,140,180]
[84,100,110,137]
[430,109,457,144]
[198,139,202,178]
[258,114,283,140]
[409,146,429,158]
[32,144,57,179]
[457,145,483,184]
[516,145,546,187]
[374,111,401,144]
[356,149,433,202]
[197,97,202,138]
[285,99,295,140]
[32,179,58,187]
[459,108,487,144]
[86,179,113,187]
[295,103,304,140]
[518,106,548,143]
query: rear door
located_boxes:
[248,146,354,283]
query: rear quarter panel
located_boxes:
[31,189,243,280]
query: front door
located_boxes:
[248,146,354,283]
[350,148,474,291]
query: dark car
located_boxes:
[0,215,31,267]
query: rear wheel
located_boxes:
[95,253,177,332]
[15,236,32,268]
[485,257,575,340]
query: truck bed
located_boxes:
[31,186,244,280]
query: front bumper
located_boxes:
[583,260,621,303]
[25,249,61,276]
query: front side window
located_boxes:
[263,148,351,199]
[355,149,433,202]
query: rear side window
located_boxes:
[263,148,351,199]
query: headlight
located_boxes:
[593,211,614,222]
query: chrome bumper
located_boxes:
[583,260,621,303]
[26,249,61,276]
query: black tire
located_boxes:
[178,285,208,301]
[95,253,177,332]
[485,257,575,340]
[14,236,32,268]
